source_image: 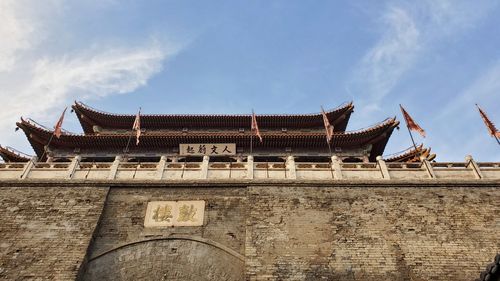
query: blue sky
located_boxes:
[0,0,499,161]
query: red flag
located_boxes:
[321,106,334,144]
[251,110,262,142]
[132,108,141,145]
[476,104,500,138]
[53,107,67,138]
[399,105,426,137]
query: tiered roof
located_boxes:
[0,146,32,162]
[3,101,411,162]
[72,101,355,133]
[16,116,399,161]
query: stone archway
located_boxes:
[82,237,244,281]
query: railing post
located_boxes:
[200,155,209,179]
[286,156,296,179]
[465,155,483,179]
[376,156,391,180]
[20,156,37,179]
[247,155,254,179]
[108,155,122,180]
[157,155,167,180]
[421,157,436,179]
[331,156,343,180]
[66,155,81,179]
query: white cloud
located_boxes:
[0,0,36,72]
[5,45,169,121]
[0,0,180,154]
[356,7,420,101]
[349,0,497,102]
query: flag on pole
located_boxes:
[476,104,500,138]
[321,106,334,144]
[399,105,426,137]
[132,108,141,145]
[251,110,263,142]
[53,107,67,138]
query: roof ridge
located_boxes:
[74,101,354,117]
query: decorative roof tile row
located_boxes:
[16,117,399,161]
[72,101,354,134]
[0,146,31,162]
[384,144,436,162]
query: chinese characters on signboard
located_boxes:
[144,201,205,227]
[179,143,236,156]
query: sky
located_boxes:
[0,0,499,161]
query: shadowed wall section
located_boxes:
[82,186,247,280]
[245,185,500,281]
[83,238,244,280]
[0,186,108,280]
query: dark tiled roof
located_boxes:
[0,145,32,162]
[72,101,354,134]
[384,144,436,163]
[17,117,399,161]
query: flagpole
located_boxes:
[400,104,422,160]
[39,133,56,162]
[250,134,253,155]
[124,130,134,154]
[125,107,141,155]
[405,124,420,158]
[321,105,334,178]
[250,109,254,155]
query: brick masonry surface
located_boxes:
[1,182,498,281]
[0,186,108,281]
[82,186,247,280]
[245,185,500,281]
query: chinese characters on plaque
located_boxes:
[144,201,205,227]
[179,143,236,156]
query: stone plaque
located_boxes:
[179,143,236,156]
[144,201,205,227]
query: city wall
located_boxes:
[0,179,498,280]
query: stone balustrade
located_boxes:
[0,155,498,181]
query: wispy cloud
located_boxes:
[345,0,498,159]
[353,7,420,101]
[348,0,497,103]
[4,45,170,121]
[0,0,38,72]
[0,0,181,152]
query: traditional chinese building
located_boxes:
[11,101,399,163]
[0,101,498,281]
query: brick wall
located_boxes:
[245,185,500,281]
[1,182,498,281]
[0,186,108,281]
[82,186,246,280]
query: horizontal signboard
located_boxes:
[144,201,205,227]
[179,143,236,156]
